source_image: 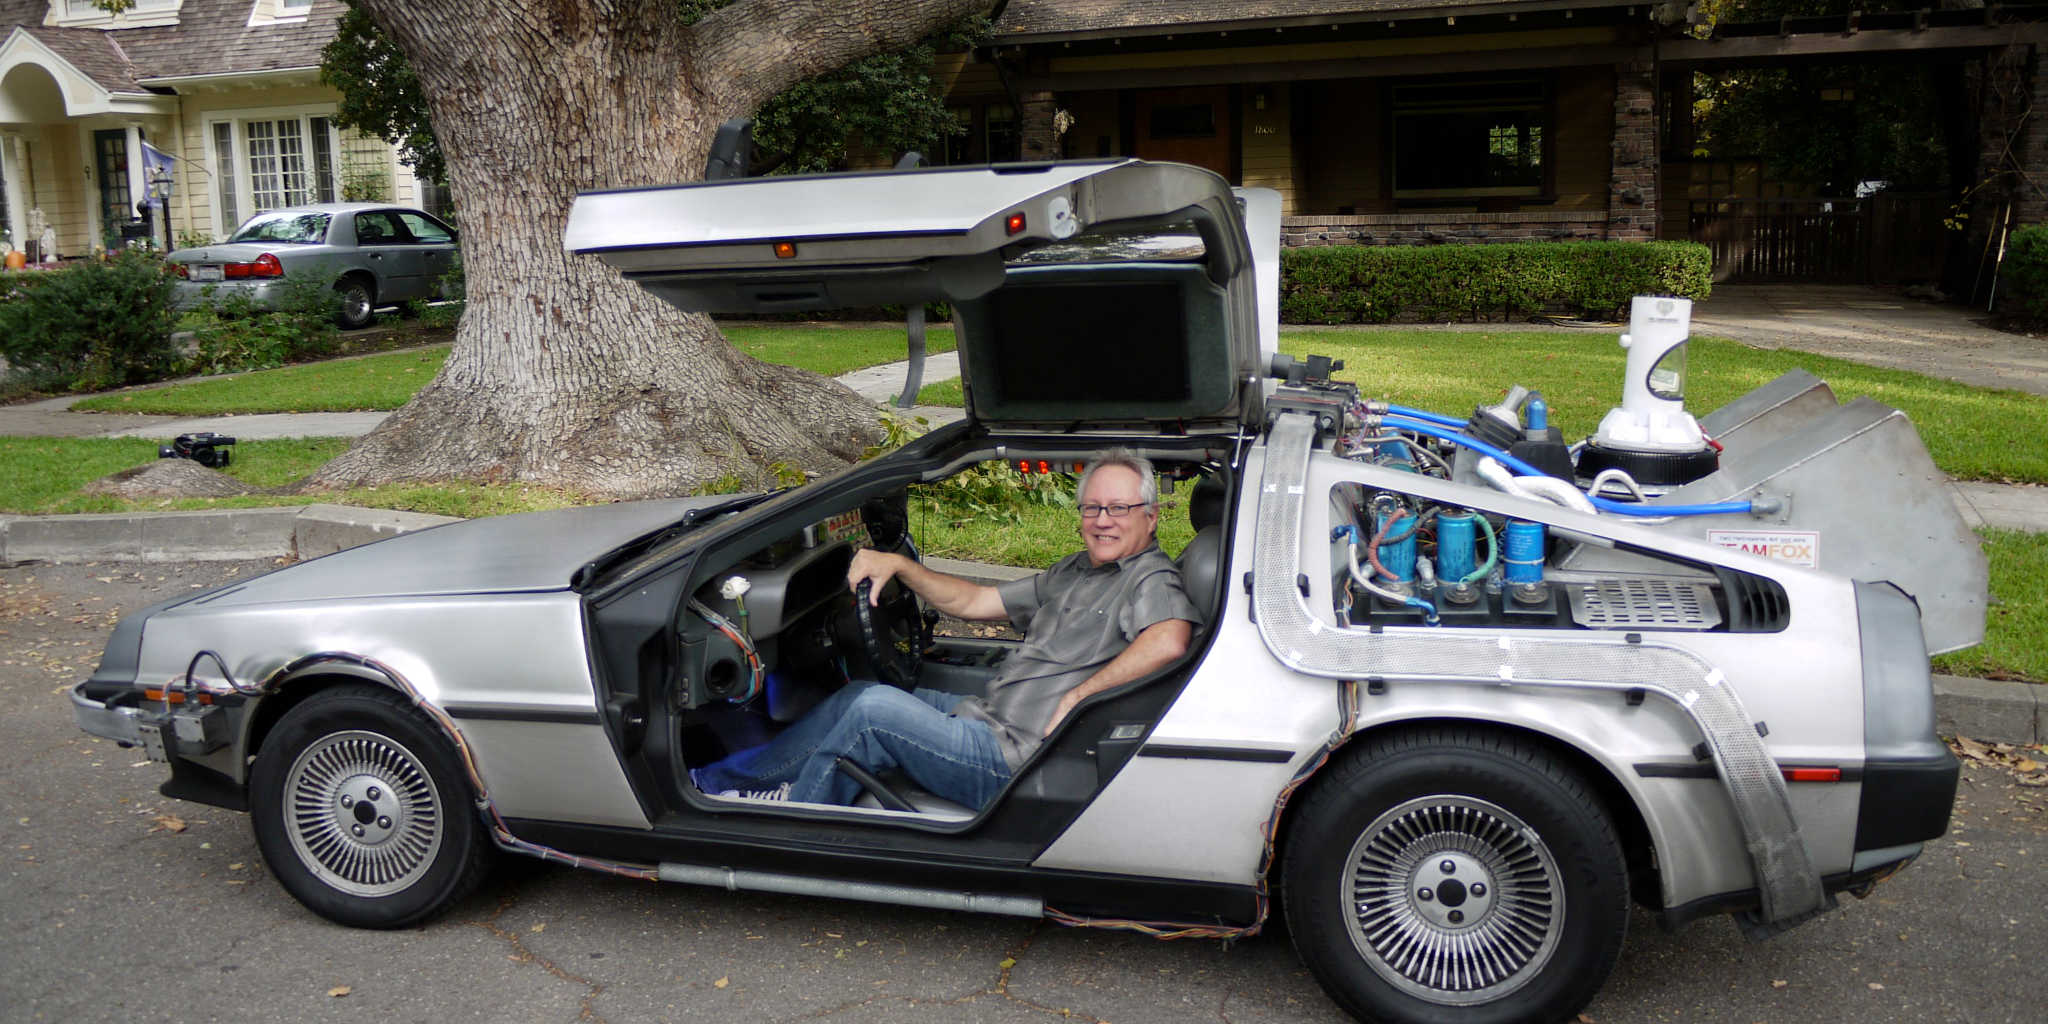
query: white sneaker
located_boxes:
[720,782,791,802]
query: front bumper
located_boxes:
[71,680,231,761]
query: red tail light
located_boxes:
[223,253,284,279]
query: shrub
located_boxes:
[184,274,341,375]
[0,250,180,392]
[1279,241,1714,324]
[1998,223,2048,321]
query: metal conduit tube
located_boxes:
[1381,415,1757,517]
[657,862,1044,918]
[1253,413,1826,923]
[1473,455,1599,514]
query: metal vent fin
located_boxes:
[1568,579,1723,631]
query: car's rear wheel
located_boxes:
[1281,727,1628,1024]
[335,277,376,329]
[249,685,492,928]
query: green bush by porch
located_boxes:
[0,251,181,393]
[1998,223,2048,321]
[1279,241,1713,324]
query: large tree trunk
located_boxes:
[312,0,990,499]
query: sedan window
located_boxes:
[228,212,331,244]
[396,211,454,244]
[354,211,405,244]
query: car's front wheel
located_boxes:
[249,685,492,928]
[334,277,376,329]
[1281,727,1628,1024]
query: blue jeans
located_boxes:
[694,683,1012,808]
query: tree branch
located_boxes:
[688,0,994,119]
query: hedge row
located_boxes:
[1279,241,1714,324]
[1999,224,2048,322]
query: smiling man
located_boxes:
[689,449,1200,809]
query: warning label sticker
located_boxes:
[1706,529,1820,569]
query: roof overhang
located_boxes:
[138,65,324,91]
[993,0,1648,46]
[0,27,172,120]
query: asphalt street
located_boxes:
[3,561,2044,1024]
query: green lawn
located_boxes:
[1930,529,2048,683]
[67,324,954,416]
[923,330,2048,486]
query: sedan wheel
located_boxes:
[335,278,375,329]
[1282,728,1628,1024]
[250,685,491,928]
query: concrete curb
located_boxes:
[0,503,461,565]
[2,505,2037,745]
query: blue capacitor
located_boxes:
[1436,512,1477,583]
[1375,510,1418,584]
[1503,518,1546,585]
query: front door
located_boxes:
[1131,87,1234,182]
[94,129,134,244]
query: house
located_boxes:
[0,0,435,259]
[959,0,2048,290]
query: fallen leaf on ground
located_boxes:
[1771,979,1788,988]
[148,814,186,833]
[1868,982,1886,991]
[714,976,729,989]
[328,986,351,998]
[529,922,545,933]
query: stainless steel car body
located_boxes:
[169,202,457,323]
[77,158,1967,1023]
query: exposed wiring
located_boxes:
[1385,403,1466,428]
[1463,513,1498,587]
[1348,542,1439,624]
[690,599,765,703]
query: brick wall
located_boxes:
[1019,89,1060,161]
[1281,210,1609,247]
[1607,60,1658,241]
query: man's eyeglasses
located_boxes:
[1079,502,1151,519]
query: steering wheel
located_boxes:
[853,578,927,690]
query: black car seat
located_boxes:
[1175,472,1229,621]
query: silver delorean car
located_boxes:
[74,160,1979,1024]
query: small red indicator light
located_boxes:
[1781,767,1842,783]
[1005,212,1026,235]
[1017,459,1031,473]
[773,241,798,259]
[1038,460,1050,474]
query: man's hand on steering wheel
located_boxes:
[847,549,909,605]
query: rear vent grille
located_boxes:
[1567,579,1722,631]
[1716,568,1791,633]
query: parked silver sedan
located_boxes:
[169,203,458,329]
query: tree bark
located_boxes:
[312,0,992,499]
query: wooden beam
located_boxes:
[1662,23,2048,64]
[1017,42,1647,92]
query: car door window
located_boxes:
[396,212,454,245]
[353,211,403,245]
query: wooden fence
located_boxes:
[1687,193,1948,284]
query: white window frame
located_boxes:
[247,0,311,28]
[204,106,343,238]
[47,0,182,29]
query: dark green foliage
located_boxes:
[320,3,441,181]
[1278,242,1713,324]
[1997,224,2048,322]
[184,276,342,376]
[321,2,982,182]
[0,251,180,392]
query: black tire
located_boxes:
[335,276,376,330]
[1280,727,1628,1024]
[249,685,493,929]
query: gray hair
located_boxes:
[1076,447,1157,507]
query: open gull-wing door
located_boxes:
[566,159,1265,434]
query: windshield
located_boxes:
[229,212,332,245]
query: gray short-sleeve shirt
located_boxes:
[950,542,1200,769]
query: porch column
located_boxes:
[1607,60,1658,241]
[1018,89,1059,160]
[122,122,146,229]
[2015,47,2048,227]
[0,135,21,254]
[1963,44,2036,301]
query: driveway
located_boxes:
[1691,284,2048,397]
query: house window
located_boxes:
[417,178,455,223]
[208,113,341,235]
[935,103,1019,166]
[1391,79,1549,199]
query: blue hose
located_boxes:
[1386,404,1467,428]
[1380,415,1754,517]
